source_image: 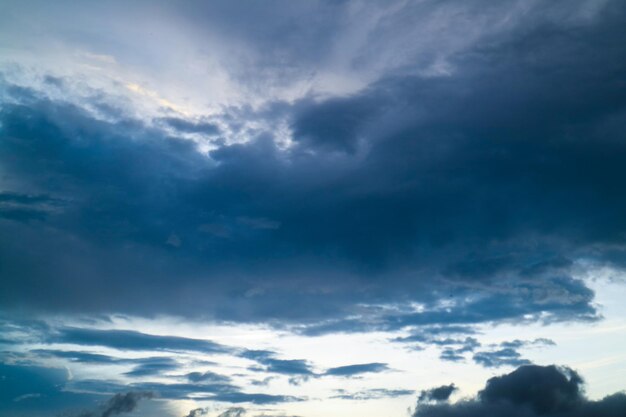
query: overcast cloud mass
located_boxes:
[0,1,625,416]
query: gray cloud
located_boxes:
[183,407,209,417]
[332,388,415,401]
[242,350,314,376]
[418,385,457,403]
[0,0,624,340]
[324,363,389,377]
[472,339,556,368]
[158,117,221,136]
[218,408,246,417]
[123,357,180,377]
[472,349,530,369]
[413,365,626,417]
[51,327,232,355]
[187,371,232,384]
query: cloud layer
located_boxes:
[1,0,625,334]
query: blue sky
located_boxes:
[1,1,626,417]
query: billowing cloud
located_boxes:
[412,365,626,417]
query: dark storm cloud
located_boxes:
[324,363,389,377]
[292,96,377,153]
[0,0,626,334]
[413,365,626,417]
[412,365,626,417]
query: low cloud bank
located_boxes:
[414,365,626,417]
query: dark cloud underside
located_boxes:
[413,365,626,417]
[0,1,624,335]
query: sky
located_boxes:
[0,1,626,416]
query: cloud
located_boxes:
[394,330,482,363]
[324,363,389,377]
[32,349,186,377]
[79,392,154,417]
[67,376,302,405]
[472,338,556,368]
[71,380,234,400]
[1,1,626,416]
[187,371,232,384]
[418,385,457,403]
[184,408,209,417]
[412,365,626,417]
[33,349,123,364]
[123,357,180,377]
[472,349,530,369]
[243,351,389,379]
[0,191,63,222]
[158,117,221,136]
[51,327,231,355]
[332,388,415,400]
[209,393,303,405]
[242,350,314,376]
[218,408,246,417]
[0,0,625,339]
